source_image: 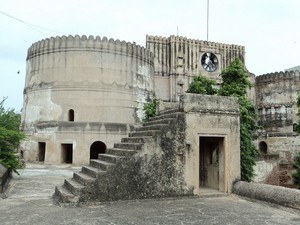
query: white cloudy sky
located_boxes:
[1,0,300,110]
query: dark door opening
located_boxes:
[200,137,223,190]
[38,142,46,162]
[90,141,106,159]
[61,144,73,163]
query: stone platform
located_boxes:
[0,163,299,224]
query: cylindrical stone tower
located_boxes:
[254,70,300,187]
[21,35,154,164]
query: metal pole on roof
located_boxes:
[207,0,209,41]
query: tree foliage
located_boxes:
[0,98,25,173]
[218,59,258,182]
[143,98,157,122]
[187,75,217,95]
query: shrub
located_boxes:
[143,98,157,122]
[187,75,217,95]
[0,98,25,174]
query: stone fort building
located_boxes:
[20,35,299,202]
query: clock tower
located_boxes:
[146,35,245,101]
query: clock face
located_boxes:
[201,52,218,72]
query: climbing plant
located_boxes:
[187,75,217,95]
[293,151,300,189]
[218,59,258,182]
[293,93,300,188]
[0,98,25,174]
[143,98,157,122]
[294,93,300,133]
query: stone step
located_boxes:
[90,159,115,171]
[54,185,79,204]
[158,108,180,116]
[114,142,143,150]
[121,137,151,143]
[106,148,137,156]
[73,171,96,186]
[98,154,124,164]
[64,178,85,196]
[137,124,167,131]
[148,112,183,122]
[82,165,106,178]
[143,118,175,127]
[129,130,157,137]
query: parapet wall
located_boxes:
[233,181,300,210]
[27,35,153,64]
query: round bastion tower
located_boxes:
[255,70,300,187]
[20,35,154,164]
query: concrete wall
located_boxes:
[21,35,154,164]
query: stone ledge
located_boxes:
[233,181,300,210]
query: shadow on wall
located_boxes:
[0,164,11,195]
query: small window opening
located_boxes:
[61,144,73,163]
[293,123,298,132]
[68,109,74,121]
[90,141,106,159]
[259,141,268,155]
[38,142,46,162]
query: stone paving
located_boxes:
[0,164,300,225]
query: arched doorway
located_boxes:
[259,141,268,155]
[90,141,106,159]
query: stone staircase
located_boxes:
[53,107,187,204]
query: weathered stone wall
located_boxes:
[180,94,240,194]
[87,112,191,201]
[146,35,245,101]
[21,35,154,164]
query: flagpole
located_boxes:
[207,0,209,41]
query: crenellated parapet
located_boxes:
[146,35,245,51]
[27,35,153,64]
[256,70,300,83]
[255,70,300,133]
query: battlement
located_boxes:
[146,35,245,51]
[256,70,300,83]
[27,35,153,64]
